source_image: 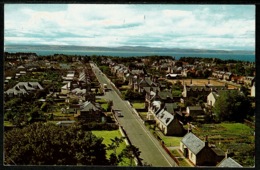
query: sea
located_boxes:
[5,46,255,62]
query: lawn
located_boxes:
[92,130,131,166]
[132,102,145,109]
[157,131,183,147]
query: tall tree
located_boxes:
[4,123,108,165]
[213,90,251,122]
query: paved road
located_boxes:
[91,63,178,167]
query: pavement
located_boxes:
[91,63,178,167]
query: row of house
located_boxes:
[212,70,255,86]
[5,82,44,98]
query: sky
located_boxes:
[4,4,255,51]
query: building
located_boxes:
[74,101,103,122]
[155,109,185,136]
[182,83,227,99]
[180,132,225,166]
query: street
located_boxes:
[91,63,178,167]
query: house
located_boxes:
[251,82,255,97]
[74,101,103,122]
[185,106,205,121]
[223,72,233,81]
[5,82,44,98]
[217,157,243,167]
[166,73,181,79]
[207,91,219,107]
[180,133,225,166]
[182,83,227,99]
[231,75,244,84]
[155,109,185,136]
[134,77,157,93]
[244,76,255,86]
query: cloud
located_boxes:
[4,4,255,51]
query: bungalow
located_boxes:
[180,133,225,166]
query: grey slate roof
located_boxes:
[181,132,205,155]
[217,157,243,167]
[80,101,100,112]
[158,90,173,100]
[156,109,174,127]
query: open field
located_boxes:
[166,79,238,89]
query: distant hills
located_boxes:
[5,44,254,55]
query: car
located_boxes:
[117,111,123,117]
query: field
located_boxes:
[192,123,255,167]
[166,79,238,89]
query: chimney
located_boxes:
[205,135,209,147]
[225,149,229,159]
[190,79,192,85]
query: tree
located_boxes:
[213,90,251,122]
[118,145,141,166]
[4,123,109,165]
[107,137,124,165]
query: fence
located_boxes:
[152,131,180,166]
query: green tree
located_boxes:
[4,123,109,165]
[118,145,141,166]
[213,90,251,122]
[107,137,124,165]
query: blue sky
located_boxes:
[4,4,255,51]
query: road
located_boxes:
[91,63,178,167]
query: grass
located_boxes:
[92,130,131,166]
[171,150,191,167]
[132,102,145,109]
[101,103,109,111]
[96,98,107,103]
[159,134,182,147]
